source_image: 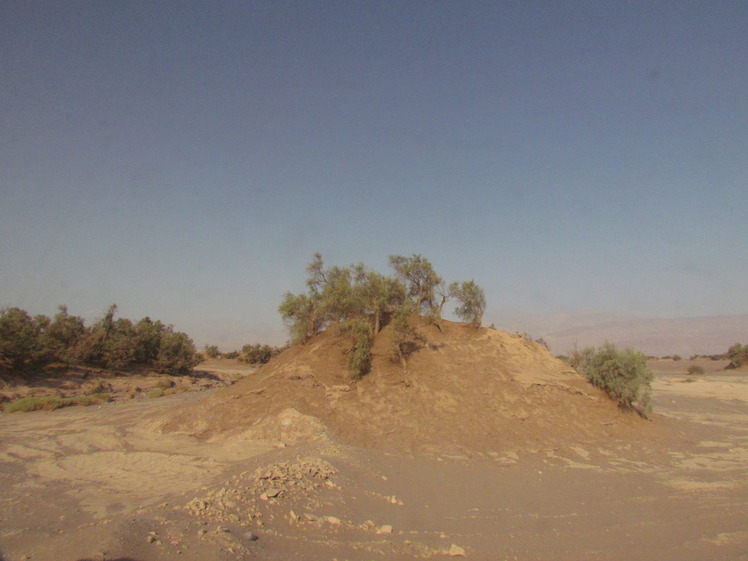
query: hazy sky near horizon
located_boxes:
[2,2,747,348]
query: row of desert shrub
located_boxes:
[203,343,285,365]
[0,304,200,378]
[4,393,112,413]
[662,344,748,369]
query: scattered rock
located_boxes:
[325,516,342,526]
[449,543,466,556]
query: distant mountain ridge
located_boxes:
[490,312,748,357]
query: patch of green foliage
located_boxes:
[343,318,373,379]
[576,342,653,416]
[727,343,748,369]
[448,280,486,327]
[0,305,200,378]
[238,343,284,364]
[4,393,111,413]
[279,254,487,375]
[388,303,423,369]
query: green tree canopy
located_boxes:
[279,253,487,377]
[1,305,199,377]
[449,280,486,328]
[388,254,442,315]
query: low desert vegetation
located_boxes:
[279,253,486,377]
[689,353,728,361]
[238,343,285,365]
[727,343,748,369]
[4,392,112,413]
[575,342,653,416]
[0,304,200,378]
[202,343,284,364]
[687,365,705,376]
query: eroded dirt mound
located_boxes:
[162,320,646,453]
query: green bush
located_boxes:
[577,342,653,416]
[0,308,44,374]
[4,397,62,413]
[727,343,748,369]
[344,318,372,379]
[4,393,110,413]
[448,280,486,327]
[388,304,424,369]
[687,365,705,376]
[238,343,283,364]
[37,306,86,364]
[153,329,200,375]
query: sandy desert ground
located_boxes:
[1,357,747,561]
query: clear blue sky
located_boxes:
[2,2,747,349]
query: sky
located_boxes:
[2,1,747,349]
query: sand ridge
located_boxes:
[160,320,647,453]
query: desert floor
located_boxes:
[1,359,747,561]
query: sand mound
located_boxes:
[162,319,645,453]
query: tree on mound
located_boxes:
[278,253,486,378]
[388,254,442,317]
[449,280,486,328]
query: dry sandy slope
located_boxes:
[161,320,648,454]
[2,337,748,560]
